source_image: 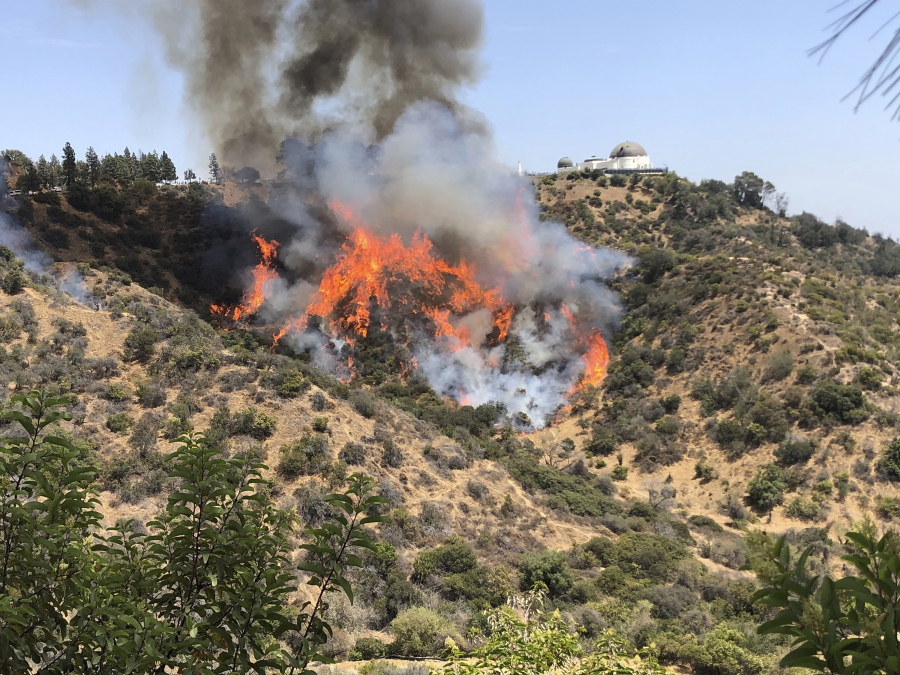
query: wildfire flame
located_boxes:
[211,231,281,322]
[210,202,611,415]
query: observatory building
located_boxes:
[557,141,666,175]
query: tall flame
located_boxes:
[211,231,281,321]
[305,203,510,348]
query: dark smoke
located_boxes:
[72,0,484,171]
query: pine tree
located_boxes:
[159,151,177,182]
[184,168,197,182]
[85,146,101,185]
[208,152,221,184]
[35,155,49,188]
[140,150,161,182]
[48,154,61,188]
[62,142,77,187]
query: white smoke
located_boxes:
[268,103,630,427]
[0,159,92,304]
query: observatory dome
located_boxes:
[557,157,574,169]
[609,141,648,159]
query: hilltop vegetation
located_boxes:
[3,154,900,672]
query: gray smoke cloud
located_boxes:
[68,0,627,426]
[71,0,483,171]
[0,158,90,302]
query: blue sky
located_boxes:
[2,1,898,237]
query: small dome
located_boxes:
[557,157,574,168]
[609,141,648,158]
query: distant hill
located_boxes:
[3,164,900,672]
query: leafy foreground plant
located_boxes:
[438,590,667,675]
[0,390,386,674]
[751,522,900,673]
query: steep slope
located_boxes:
[533,170,900,538]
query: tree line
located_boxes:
[4,146,224,191]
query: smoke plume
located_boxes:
[73,0,483,171]
[70,0,628,426]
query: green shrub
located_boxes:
[763,351,794,383]
[229,407,277,440]
[584,427,617,456]
[381,439,402,468]
[583,536,616,565]
[774,434,817,466]
[660,394,682,413]
[338,442,366,465]
[784,496,822,522]
[136,380,166,408]
[311,416,329,433]
[412,538,477,581]
[389,607,460,658]
[349,637,387,661]
[102,384,130,402]
[877,437,900,481]
[747,464,786,511]
[276,369,306,398]
[517,550,574,598]
[694,461,717,482]
[122,326,160,362]
[615,532,689,582]
[875,496,900,520]
[687,515,723,533]
[795,365,817,385]
[810,380,870,425]
[611,465,628,481]
[105,412,134,434]
[350,390,378,418]
[857,367,885,391]
[595,565,627,595]
[276,434,330,479]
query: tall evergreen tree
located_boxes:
[208,153,221,184]
[159,151,177,181]
[48,154,61,188]
[35,155,49,188]
[184,168,197,182]
[62,142,77,187]
[85,146,101,185]
[140,150,161,182]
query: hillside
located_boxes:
[532,170,900,538]
[3,162,900,673]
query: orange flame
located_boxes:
[211,231,281,321]
[579,332,610,389]
[305,202,505,349]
